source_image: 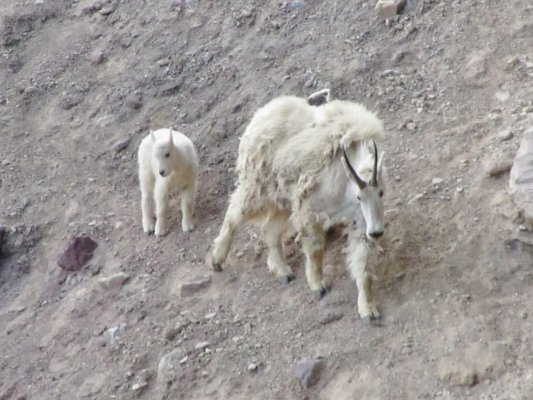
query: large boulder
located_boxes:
[509,128,533,227]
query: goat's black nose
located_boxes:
[369,231,383,239]
[159,170,165,177]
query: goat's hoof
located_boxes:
[182,224,195,233]
[313,287,327,300]
[278,274,295,285]
[361,313,381,325]
[211,259,223,272]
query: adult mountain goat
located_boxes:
[211,96,388,321]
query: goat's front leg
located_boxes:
[180,184,196,233]
[154,178,170,236]
[300,224,327,299]
[140,172,155,234]
[346,233,380,322]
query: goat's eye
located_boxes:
[165,153,170,158]
[379,190,384,198]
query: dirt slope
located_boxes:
[0,1,532,399]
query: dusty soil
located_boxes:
[1,0,532,399]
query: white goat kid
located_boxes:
[138,128,198,236]
[211,96,388,321]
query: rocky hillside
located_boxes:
[0,1,532,399]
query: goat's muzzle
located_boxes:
[368,231,384,239]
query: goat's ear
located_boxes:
[168,128,173,145]
[150,130,156,143]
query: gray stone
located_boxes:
[180,275,212,297]
[318,311,343,325]
[375,0,406,19]
[510,128,533,225]
[157,347,187,383]
[484,151,515,177]
[294,357,325,389]
[99,3,117,16]
[247,363,258,372]
[98,272,130,289]
[104,323,126,342]
[111,137,131,153]
[194,341,210,351]
[307,89,331,106]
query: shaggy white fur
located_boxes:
[212,96,388,320]
[138,128,198,236]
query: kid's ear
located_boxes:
[168,128,173,145]
[150,130,156,143]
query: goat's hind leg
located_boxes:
[346,234,380,322]
[261,212,295,284]
[212,186,246,271]
[300,223,327,299]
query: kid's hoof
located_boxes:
[313,287,327,300]
[278,274,295,284]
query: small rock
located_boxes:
[131,382,147,392]
[58,236,97,271]
[163,326,180,341]
[111,137,131,153]
[498,129,513,142]
[432,177,444,185]
[247,363,258,372]
[318,311,344,325]
[99,3,116,16]
[157,347,187,383]
[98,272,130,289]
[180,275,212,297]
[376,0,406,19]
[494,90,510,103]
[484,159,514,177]
[307,89,331,106]
[195,341,210,351]
[294,357,324,389]
[510,127,533,225]
[81,3,103,15]
[90,51,105,66]
[158,82,181,97]
[406,121,418,131]
[290,1,306,10]
[22,86,37,99]
[438,364,478,387]
[104,323,126,342]
[408,193,424,204]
